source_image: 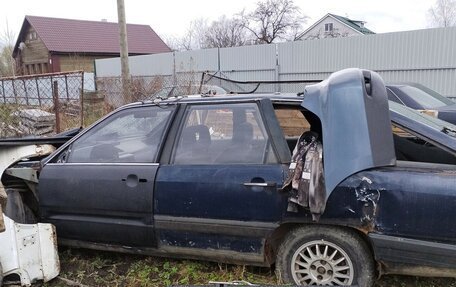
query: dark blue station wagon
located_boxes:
[2,69,456,286]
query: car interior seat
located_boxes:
[175,124,212,164]
[216,121,258,163]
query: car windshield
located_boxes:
[389,101,456,134]
[397,85,453,109]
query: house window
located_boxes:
[28,31,37,41]
[325,23,334,32]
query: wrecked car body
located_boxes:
[1,68,456,286]
[0,145,59,286]
[0,215,59,286]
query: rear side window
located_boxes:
[65,106,174,163]
[173,103,277,164]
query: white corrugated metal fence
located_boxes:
[95,26,456,97]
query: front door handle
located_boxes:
[243,182,276,187]
[121,174,147,187]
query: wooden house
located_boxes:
[12,15,171,75]
[297,13,375,40]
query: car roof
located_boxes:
[386,82,419,87]
[123,93,303,108]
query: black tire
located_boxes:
[275,225,375,287]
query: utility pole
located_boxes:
[116,0,131,103]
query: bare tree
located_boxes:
[172,18,209,51]
[428,0,456,27]
[204,15,248,48]
[165,0,308,51]
[165,16,248,51]
[0,21,16,77]
[241,0,308,44]
[161,35,181,52]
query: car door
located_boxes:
[154,99,290,257]
[39,105,175,247]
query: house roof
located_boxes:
[328,14,375,35]
[13,15,170,57]
[297,13,375,40]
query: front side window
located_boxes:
[173,103,277,164]
[64,106,174,163]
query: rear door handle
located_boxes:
[243,182,276,187]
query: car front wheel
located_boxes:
[275,225,375,286]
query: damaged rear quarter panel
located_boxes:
[365,165,456,243]
[330,166,456,243]
[310,165,456,274]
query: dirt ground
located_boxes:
[42,248,456,287]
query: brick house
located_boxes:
[12,15,170,75]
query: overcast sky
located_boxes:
[0,0,435,43]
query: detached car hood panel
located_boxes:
[302,68,396,196]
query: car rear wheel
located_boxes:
[275,225,375,286]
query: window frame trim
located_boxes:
[168,101,281,165]
[44,104,177,165]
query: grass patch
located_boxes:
[43,248,456,287]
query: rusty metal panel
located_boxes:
[0,144,55,234]
[0,217,60,285]
[0,210,4,232]
[1,182,7,232]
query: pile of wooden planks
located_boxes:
[16,109,56,136]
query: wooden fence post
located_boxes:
[53,81,61,133]
[35,77,41,106]
[23,79,29,105]
[1,80,5,103]
[80,72,85,127]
